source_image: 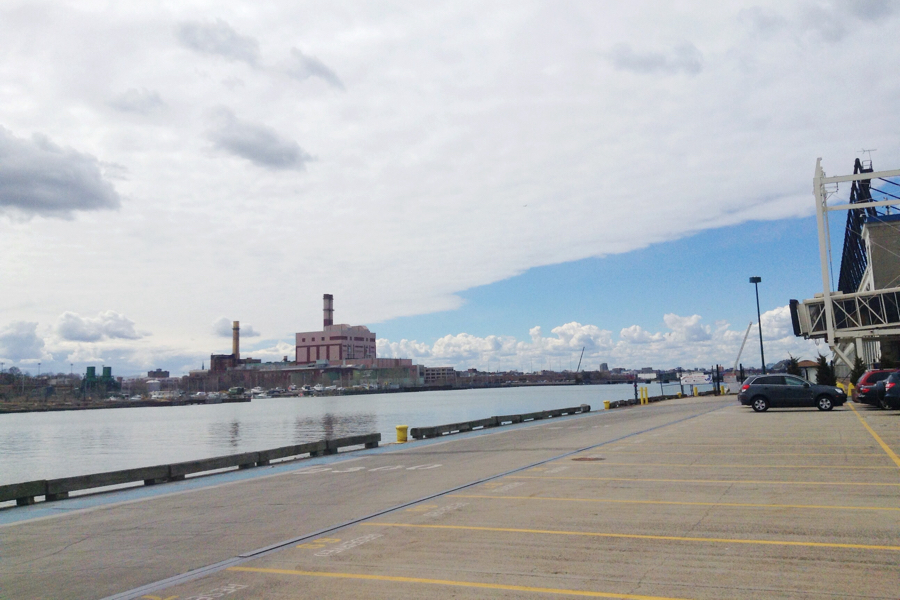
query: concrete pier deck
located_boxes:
[3,395,899,599]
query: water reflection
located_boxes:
[208,419,243,450]
[292,413,377,443]
[229,420,240,448]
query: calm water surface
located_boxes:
[0,384,687,484]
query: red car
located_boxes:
[854,369,895,406]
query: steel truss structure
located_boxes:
[794,286,900,339]
[836,159,876,293]
[790,158,900,369]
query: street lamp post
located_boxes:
[749,277,766,374]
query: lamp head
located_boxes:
[749,276,762,284]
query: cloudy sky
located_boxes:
[1,1,898,375]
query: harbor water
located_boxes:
[0,383,707,485]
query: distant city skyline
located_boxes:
[2,2,897,375]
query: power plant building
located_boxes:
[296,294,381,365]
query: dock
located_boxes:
[2,395,899,599]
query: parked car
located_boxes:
[874,371,900,409]
[854,369,895,406]
[738,374,847,412]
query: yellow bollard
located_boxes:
[693,386,698,396]
[396,425,408,443]
[603,400,610,410]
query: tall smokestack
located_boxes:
[323,294,334,327]
[232,321,240,360]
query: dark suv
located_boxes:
[854,369,894,407]
[874,371,900,410]
[738,374,847,412]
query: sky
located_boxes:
[1,1,899,376]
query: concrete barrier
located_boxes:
[409,405,590,440]
[0,480,47,506]
[257,441,327,465]
[410,417,499,439]
[0,433,381,506]
[45,465,171,501]
[168,452,261,480]
[324,433,381,455]
[494,414,524,425]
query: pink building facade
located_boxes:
[295,323,377,364]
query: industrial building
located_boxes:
[295,294,412,369]
[210,321,259,372]
[424,366,457,384]
[184,296,422,393]
[295,294,376,363]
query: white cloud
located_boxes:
[619,325,663,344]
[0,127,120,218]
[175,19,260,65]
[0,322,46,362]
[55,311,142,342]
[108,88,165,114]
[608,42,703,75]
[207,107,312,170]
[662,314,711,343]
[285,48,344,90]
[740,1,898,42]
[240,340,295,362]
[379,306,822,371]
[376,338,432,359]
[213,317,260,338]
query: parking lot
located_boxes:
[93,397,897,600]
[3,395,898,599]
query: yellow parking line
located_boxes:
[364,523,900,552]
[226,566,692,599]
[849,403,900,469]
[449,494,900,512]
[602,451,885,457]
[571,463,896,469]
[508,475,900,487]
[606,444,878,448]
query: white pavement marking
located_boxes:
[313,534,383,557]
[423,502,469,518]
[182,582,247,600]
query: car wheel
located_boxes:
[817,395,834,411]
[879,397,891,410]
[751,396,768,412]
